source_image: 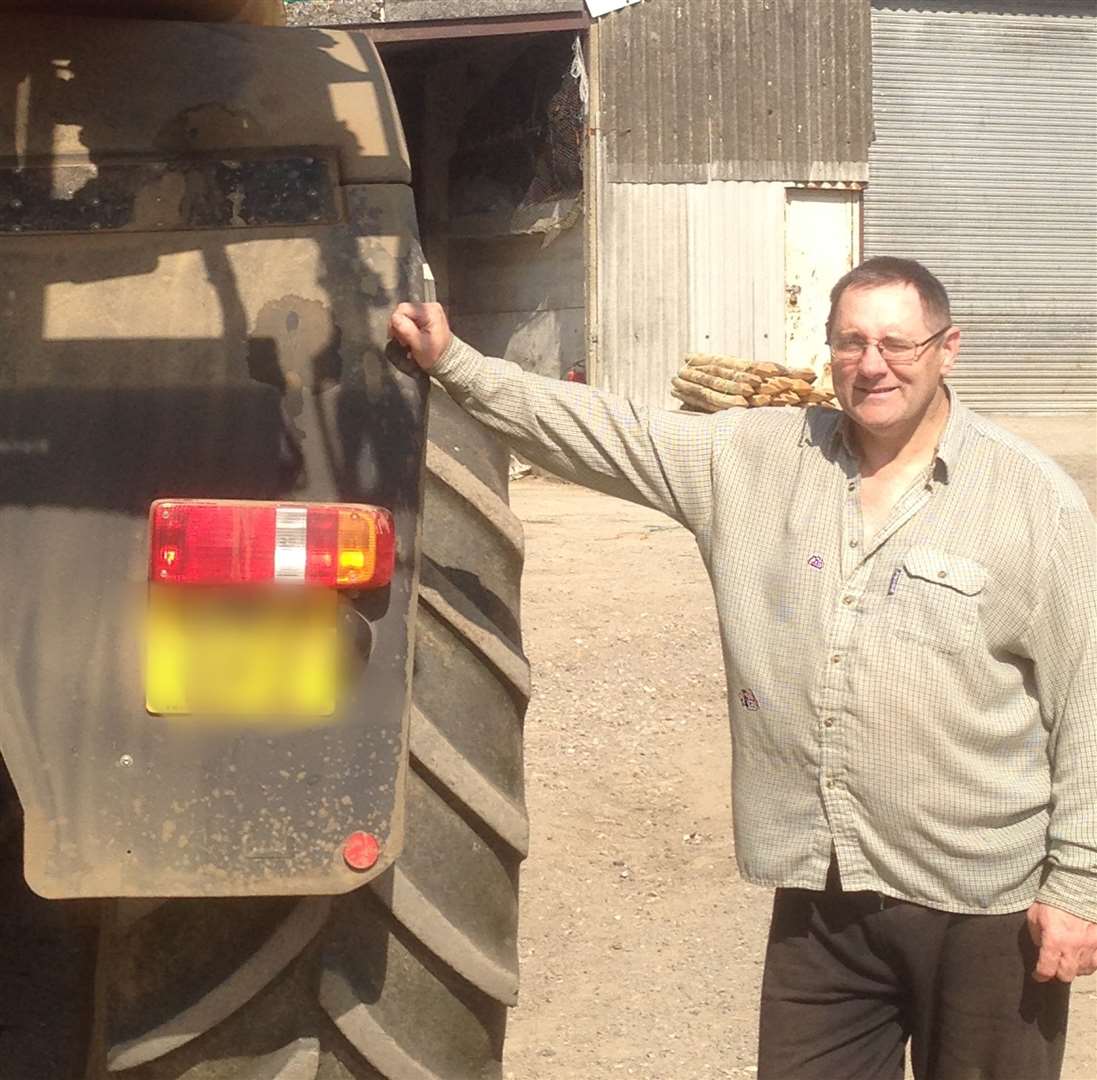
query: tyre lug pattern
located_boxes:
[72,394,529,1079]
[226,1037,319,1080]
[320,889,505,1080]
[319,397,528,1075]
[408,704,529,858]
[105,899,331,1071]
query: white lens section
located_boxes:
[274,506,308,581]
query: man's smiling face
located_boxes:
[829,282,960,444]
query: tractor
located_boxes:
[0,3,527,1076]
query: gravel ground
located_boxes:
[503,478,1096,1080]
[282,1,383,26]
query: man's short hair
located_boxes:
[826,256,952,340]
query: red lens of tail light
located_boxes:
[149,500,395,588]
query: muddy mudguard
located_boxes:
[0,15,427,898]
[1,21,530,1078]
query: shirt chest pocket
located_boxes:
[887,546,986,655]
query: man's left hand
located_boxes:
[1027,901,1097,983]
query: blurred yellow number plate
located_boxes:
[146,586,338,716]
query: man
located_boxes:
[389,257,1096,1079]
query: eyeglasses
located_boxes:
[828,325,951,366]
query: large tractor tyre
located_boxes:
[0,393,529,1080]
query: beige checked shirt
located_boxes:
[433,337,1097,922]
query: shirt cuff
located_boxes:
[430,334,486,391]
[1036,867,1097,924]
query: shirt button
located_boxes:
[831,654,842,664]
[826,779,837,789]
[824,718,836,728]
[937,570,948,579]
[847,482,856,492]
[842,595,855,606]
[849,539,859,548]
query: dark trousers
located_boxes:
[757,862,1071,1080]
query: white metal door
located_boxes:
[784,188,861,386]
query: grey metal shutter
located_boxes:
[865,3,1097,412]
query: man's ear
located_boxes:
[938,327,961,379]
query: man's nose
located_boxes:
[857,341,890,378]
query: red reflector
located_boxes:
[149,500,395,589]
[343,831,381,872]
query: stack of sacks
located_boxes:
[671,354,839,412]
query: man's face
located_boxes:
[829,282,959,442]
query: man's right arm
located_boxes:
[390,302,734,536]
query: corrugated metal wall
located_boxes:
[592,0,872,408]
[865,2,1097,412]
[598,0,873,183]
[595,183,688,403]
[596,181,786,406]
[686,183,787,364]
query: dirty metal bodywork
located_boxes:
[0,17,429,898]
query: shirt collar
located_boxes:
[801,384,965,484]
[932,385,964,481]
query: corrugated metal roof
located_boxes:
[284,1,383,22]
[284,0,582,23]
[386,0,583,16]
[598,0,873,183]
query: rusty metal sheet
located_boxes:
[597,0,872,183]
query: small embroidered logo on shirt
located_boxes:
[888,568,902,596]
[808,555,824,570]
[739,689,760,711]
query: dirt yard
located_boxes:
[502,479,1096,1080]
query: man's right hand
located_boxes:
[389,302,453,373]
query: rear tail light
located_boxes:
[149,500,395,588]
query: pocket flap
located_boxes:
[902,547,986,596]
